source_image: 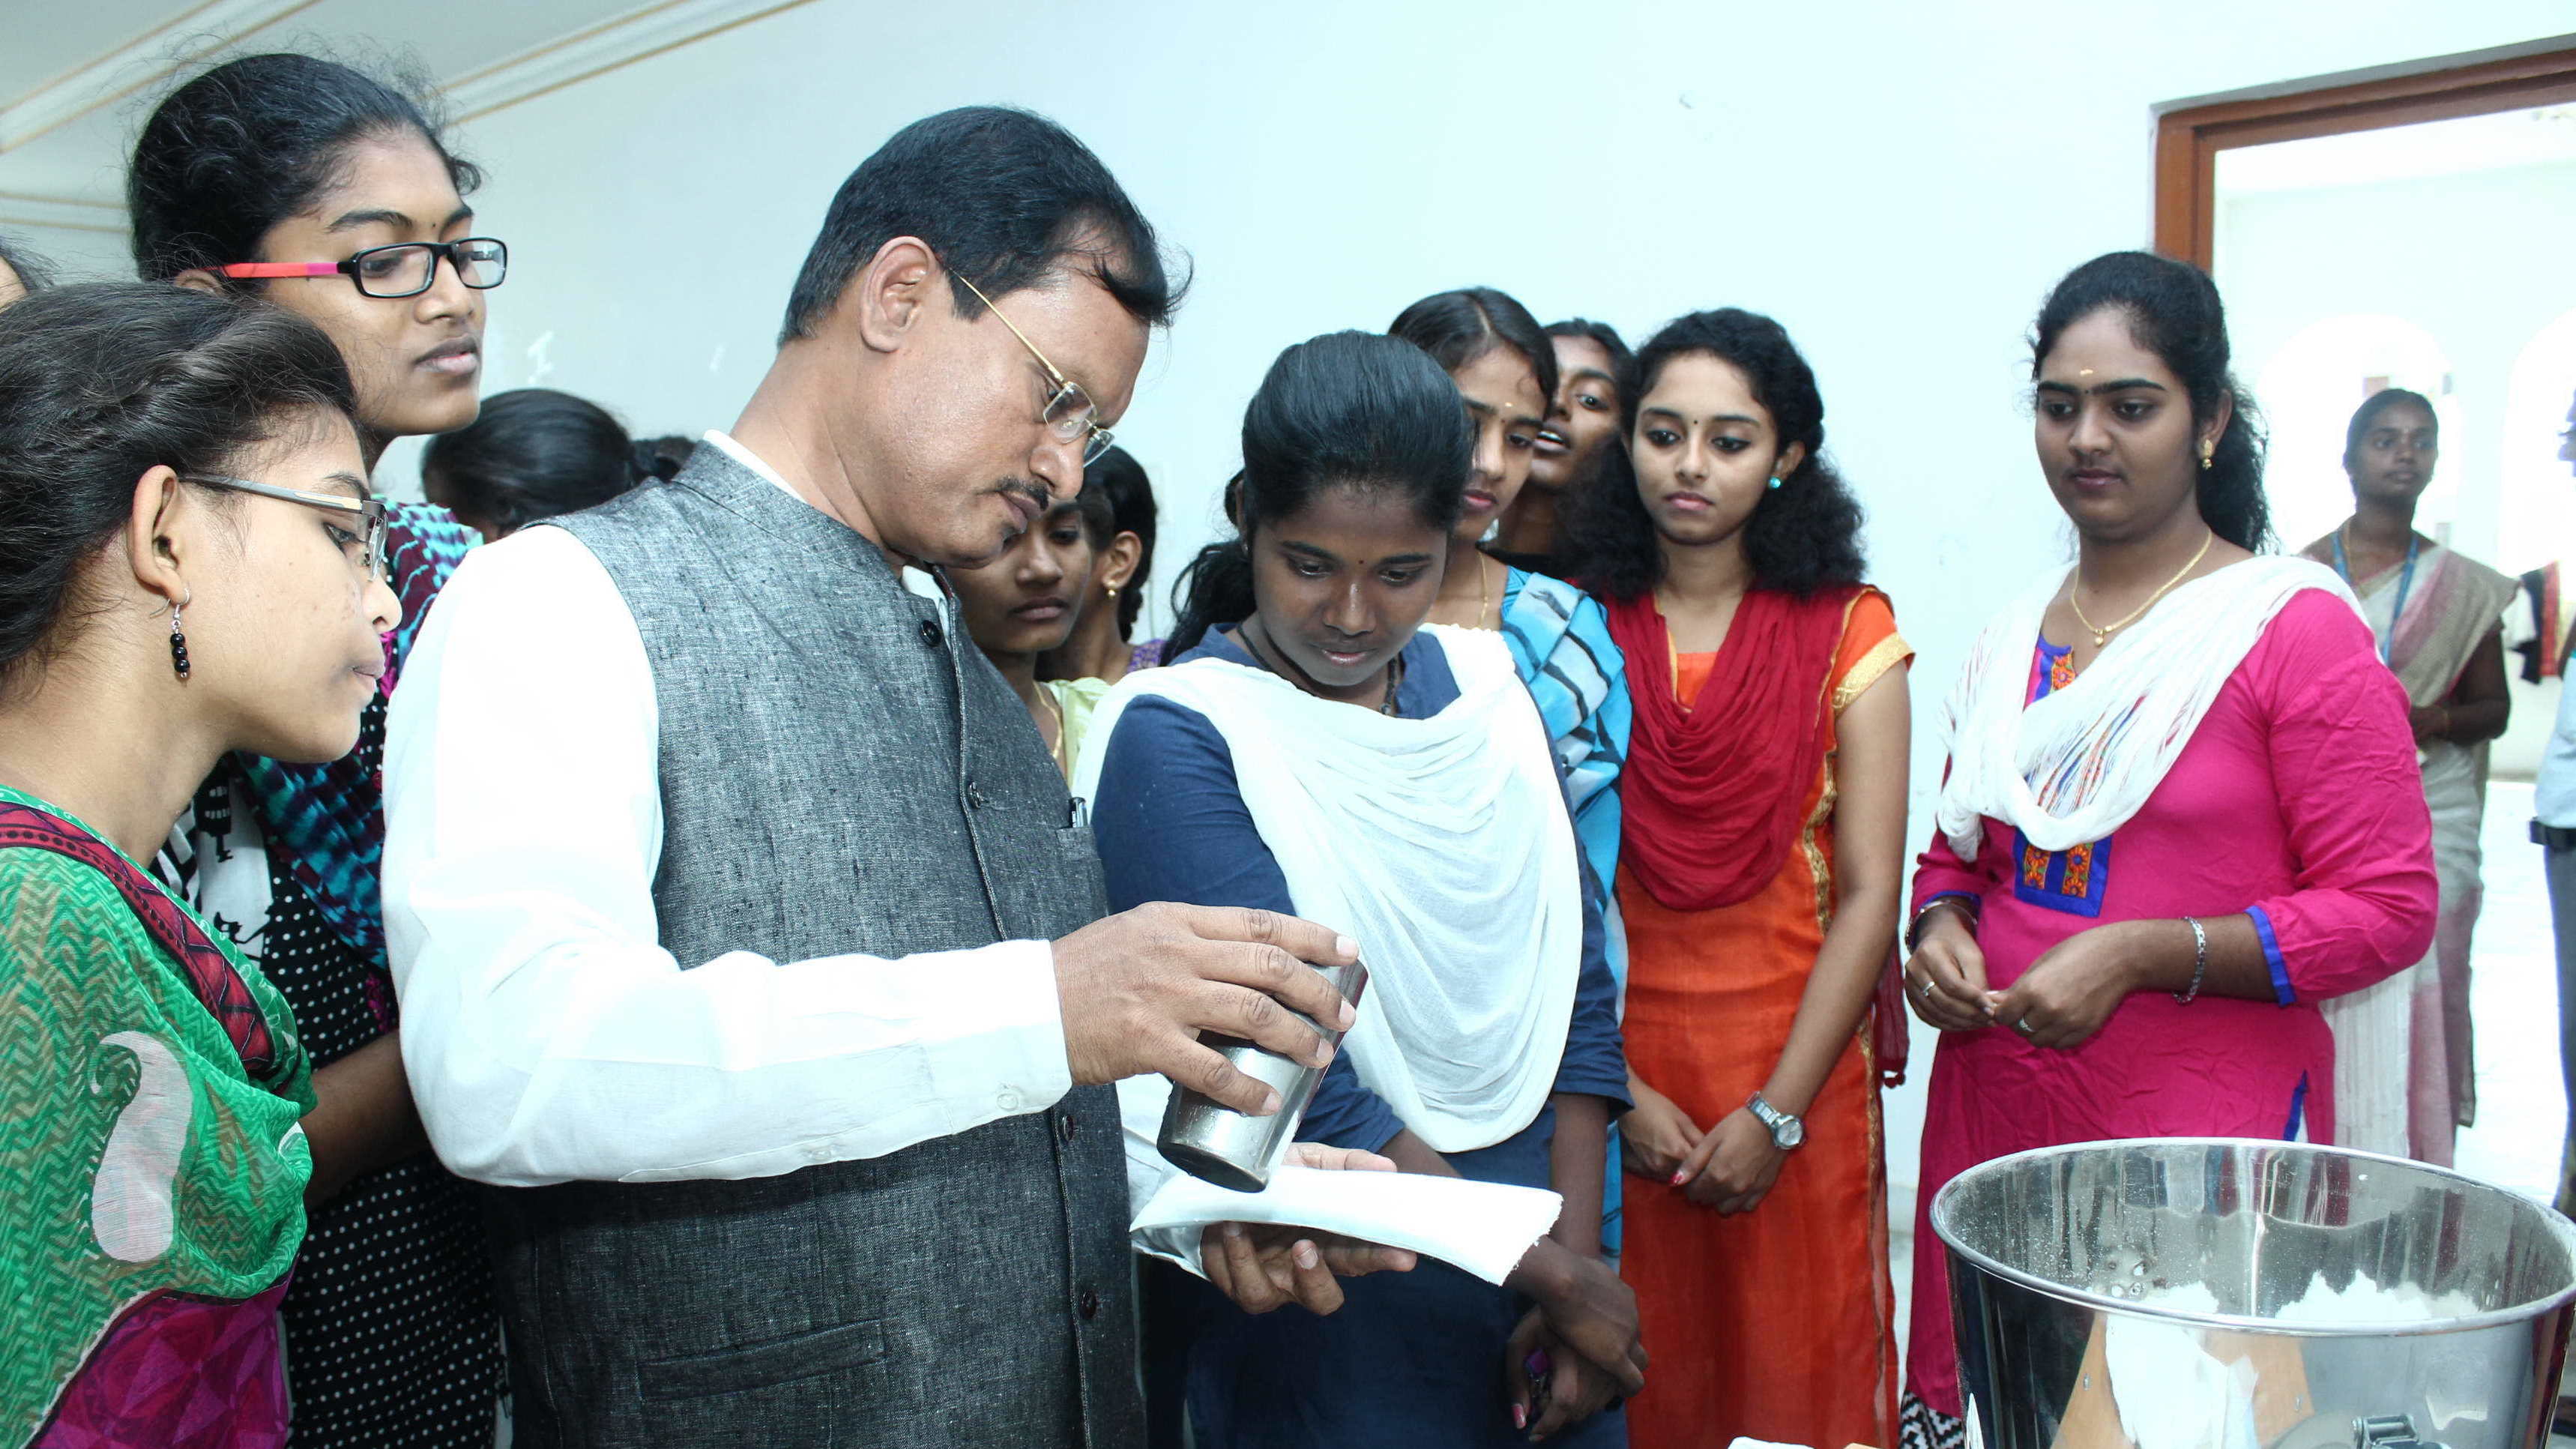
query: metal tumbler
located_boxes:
[1156,960,1369,1193]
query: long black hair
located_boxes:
[1566,308,1865,600]
[0,283,356,691]
[1389,287,1558,403]
[1081,445,1156,639]
[129,52,481,283]
[2030,251,2269,550]
[420,388,663,534]
[1163,331,1471,661]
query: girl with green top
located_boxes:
[0,283,399,1448]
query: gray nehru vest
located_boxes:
[483,447,1140,1448]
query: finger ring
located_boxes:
[2012,1016,2039,1037]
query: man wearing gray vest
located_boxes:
[384,107,1402,1446]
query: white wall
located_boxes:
[2218,159,2576,778]
[7,222,131,286]
[2218,161,2576,574]
[432,0,2576,1211]
[429,0,2572,1210]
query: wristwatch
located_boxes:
[1746,1092,1804,1150]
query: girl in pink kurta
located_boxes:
[1896,252,2437,1446]
[1904,587,2436,1421]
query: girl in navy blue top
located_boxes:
[1083,331,1638,1448]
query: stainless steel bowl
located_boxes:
[1934,1138,2576,1449]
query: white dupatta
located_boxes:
[1072,624,1585,1154]
[1934,556,2364,860]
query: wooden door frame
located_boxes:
[2155,37,2576,268]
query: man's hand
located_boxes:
[1055,903,1360,1115]
[1197,1143,1417,1315]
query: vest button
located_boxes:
[918,618,944,647]
[1077,1287,1100,1320]
[966,782,989,810]
[1057,1113,1077,1143]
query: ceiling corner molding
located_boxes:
[441,0,821,124]
[0,0,322,154]
[0,190,130,235]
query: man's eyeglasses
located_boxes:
[187,475,389,581]
[220,238,509,300]
[952,272,1114,466]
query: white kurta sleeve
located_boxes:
[383,525,1073,1188]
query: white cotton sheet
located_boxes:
[1073,624,1584,1154]
[1127,1163,1563,1286]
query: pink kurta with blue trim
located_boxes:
[1904,588,2437,1415]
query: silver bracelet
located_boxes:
[2174,916,2209,1005]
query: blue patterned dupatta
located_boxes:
[1497,568,1630,906]
[229,502,474,964]
[1497,566,1634,1253]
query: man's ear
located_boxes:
[848,237,941,357]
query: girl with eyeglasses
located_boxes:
[0,282,402,1449]
[127,54,503,1448]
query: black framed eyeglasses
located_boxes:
[951,271,1115,466]
[187,475,389,581]
[220,238,509,300]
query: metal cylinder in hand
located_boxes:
[1157,960,1370,1193]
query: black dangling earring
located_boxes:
[169,602,190,681]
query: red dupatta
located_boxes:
[1603,585,1866,913]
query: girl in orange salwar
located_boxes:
[1566,309,1910,1449]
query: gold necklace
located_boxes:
[2068,531,2215,648]
[1037,684,1069,774]
[1447,552,1496,630]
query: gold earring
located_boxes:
[2199,439,2215,471]
[1105,583,1120,599]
